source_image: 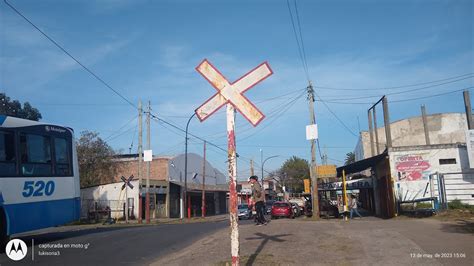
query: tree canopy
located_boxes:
[0,93,42,121]
[77,131,117,188]
[276,156,310,193]
[345,152,356,165]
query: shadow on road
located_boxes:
[244,232,291,266]
[439,219,474,234]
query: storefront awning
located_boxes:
[336,150,387,176]
[319,178,373,190]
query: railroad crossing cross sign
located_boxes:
[195,59,273,266]
[195,59,273,126]
[121,175,134,190]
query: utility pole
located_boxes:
[464,90,473,129]
[250,159,255,176]
[146,101,151,223]
[260,149,264,186]
[421,105,431,145]
[202,141,206,217]
[138,100,143,224]
[260,149,266,201]
[382,97,392,148]
[307,82,320,219]
[373,108,380,154]
[368,110,375,157]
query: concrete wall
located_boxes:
[80,180,139,219]
[355,113,468,161]
[389,145,474,205]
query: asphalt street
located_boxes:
[0,220,229,266]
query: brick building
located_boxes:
[81,153,228,220]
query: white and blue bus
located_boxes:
[0,115,80,244]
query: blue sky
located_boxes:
[1,0,473,179]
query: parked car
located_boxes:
[265,200,275,214]
[238,204,252,220]
[289,198,305,214]
[319,199,339,218]
[271,201,294,219]
[290,202,302,217]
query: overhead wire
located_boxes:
[286,0,310,81]
[103,115,138,141]
[315,73,474,91]
[3,0,137,109]
[321,75,474,101]
[314,86,474,105]
[5,0,258,162]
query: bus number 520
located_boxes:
[22,181,55,197]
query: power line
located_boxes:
[315,73,474,91]
[103,115,138,141]
[149,112,230,155]
[202,88,307,141]
[315,86,474,105]
[313,89,359,137]
[286,0,309,81]
[233,90,306,143]
[294,0,309,78]
[390,86,474,103]
[4,0,137,109]
[106,122,137,143]
[322,75,474,101]
[129,118,138,153]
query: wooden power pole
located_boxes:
[138,100,143,224]
[464,90,473,129]
[250,159,255,176]
[146,101,151,223]
[202,141,206,217]
[421,105,431,145]
[307,82,320,219]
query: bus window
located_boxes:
[55,137,71,176]
[0,130,16,176]
[20,133,52,176]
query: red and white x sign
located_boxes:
[195,59,273,126]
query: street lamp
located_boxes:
[260,150,279,186]
[184,112,197,219]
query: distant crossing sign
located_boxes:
[121,175,134,190]
[195,59,273,126]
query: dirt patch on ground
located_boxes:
[152,217,472,266]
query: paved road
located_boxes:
[0,220,228,266]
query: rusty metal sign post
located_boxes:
[195,59,273,265]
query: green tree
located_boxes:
[0,93,42,121]
[345,152,355,165]
[277,156,309,193]
[77,131,117,188]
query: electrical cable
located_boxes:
[321,75,474,101]
[3,0,137,109]
[315,73,474,91]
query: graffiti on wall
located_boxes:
[395,154,431,181]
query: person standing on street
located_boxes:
[249,175,267,225]
[350,194,362,219]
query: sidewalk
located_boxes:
[151,216,473,266]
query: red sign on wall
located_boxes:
[395,155,431,181]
